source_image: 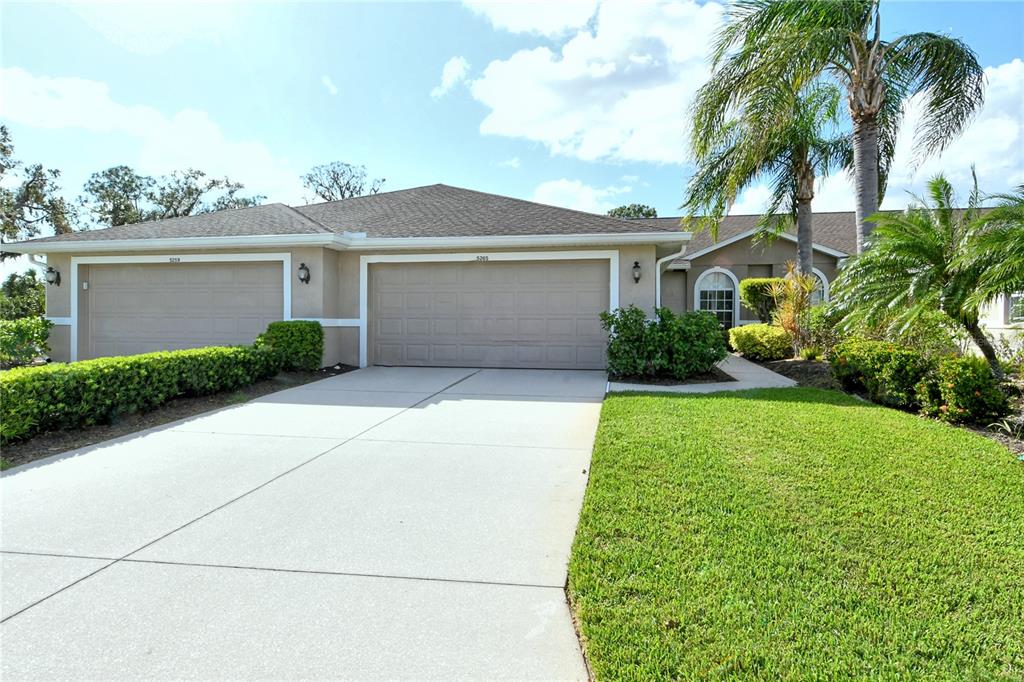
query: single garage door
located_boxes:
[86,262,283,359]
[369,259,609,369]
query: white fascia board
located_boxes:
[339,232,691,250]
[3,231,691,255]
[1,233,335,255]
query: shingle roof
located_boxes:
[637,212,858,257]
[20,203,330,243]
[294,184,676,237]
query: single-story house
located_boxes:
[3,184,1018,369]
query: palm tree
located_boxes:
[968,185,1024,304]
[705,0,985,252]
[685,80,848,276]
[832,174,1004,379]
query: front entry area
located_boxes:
[368,259,609,369]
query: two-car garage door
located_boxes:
[86,262,283,359]
[369,260,609,369]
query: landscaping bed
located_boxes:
[569,389,1024,679]
[757,357,841,391]
[0,364,354,471]
[610,365,735,386]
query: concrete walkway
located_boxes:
[607,354,797,394]
[1,367,605,680]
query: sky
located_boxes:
[1,0,1022,278]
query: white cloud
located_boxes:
[321,75,338,96]
[431,56,471,99]
[63,1,235,56]
[468,0,724,164]
[728,185,773,216]
[463,0,598,38]
[497,156,521,168]
[532,178,630,213]
[0,67,306,204]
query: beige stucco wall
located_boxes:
[40,243,660,367]
[663,236,841,322]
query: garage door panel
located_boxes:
[86,262,283,360]
[369,260,608,370]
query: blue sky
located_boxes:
[1,0,1022,248]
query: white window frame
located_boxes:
[694,266,740,328]
[69,253,292,362]
[358,250,620,368]
[1008,292,1024,324]
[811,267,830,304]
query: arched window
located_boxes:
[696,269,738,328]
[811,269,830,306]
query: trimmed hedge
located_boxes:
[739,278,785,323]
[917,356,1009,425]
[729,323,791,361]
[0,345,282,443]
[0,317,52,368]
[831,339,1009,424]
[256,320,323,371]
[601,306,727,381]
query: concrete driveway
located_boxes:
[1,367,606,680]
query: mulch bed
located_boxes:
[612,366,736,386]
[0,364,356,471]
[754,357,1024,457]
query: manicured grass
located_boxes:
[569,388,1024,679]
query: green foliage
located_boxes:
[606,204,657,219]
[0,344,281,443]
[831,338,935,408]
[600,306,727,381]
[255,320,324,371]
[807,303,842,355]
[800,346,821,361]
[769,263,817,351]
[917,356,1010,425]
[966,184,1024,305]
[832,174,1004,377]
[570,390,1023,679]
[739,278,784,323]
[0,125,75,243]
[301,161,385,202]
[0,270,45,320]
[729,323,792,360]
[0,316,52,367]
[78,165,264,228]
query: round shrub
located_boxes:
[917,356,1009,425]
[256,320,324,371]
[600,306,727,381]
[729,323,791,361]
[830,338,934,408]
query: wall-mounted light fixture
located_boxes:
[632,261,642,284]
[297,262,311,284]
[44,266,61,287]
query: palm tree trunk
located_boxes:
[853,117,880,254]
[796,196,813,276]
[964,319,1005,380]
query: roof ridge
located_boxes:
[294,184,446,210]
[429,183,641,226]
[280,204,332,233]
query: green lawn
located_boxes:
[569,389,1024,680]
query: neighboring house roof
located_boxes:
[18,203,330,244]
[638,212,858,258]
[5,185,685,253]
[295,184,676,238]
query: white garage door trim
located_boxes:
[69,253,292,362]
[358,250,620,368]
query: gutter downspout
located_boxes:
[655,244,687,309]
[28,254,47,271]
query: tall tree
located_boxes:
[78,166,264,228]
[0,125,75,252]
[607,204,658,219]
[302,162,385,202]
[707,0,985,252]
[685,81,849,275]
[0,269,45,320]
[832,174,1004,378]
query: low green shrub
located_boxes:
[739,278,785,323]
[601,306,727,380]
[729,323,791,361]
[0,344,281,443]
[917,356,1009,425]
[831,338,934,408]
[808,303,842,356]
[0,317,53,368]
[256,320,324,371]
[800,346,822,361]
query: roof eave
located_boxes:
[2,231,692,254]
